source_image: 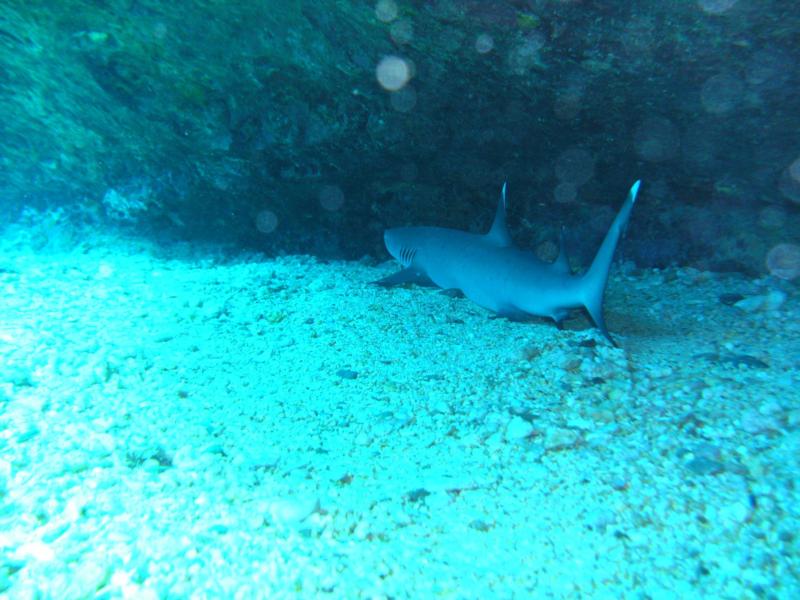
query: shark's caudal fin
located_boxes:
[581,181,641,345]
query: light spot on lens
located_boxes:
[508,33,546,75]
[746,48,793,88]
[789,156,800,183]
[375,0,398,23]
[553,72,587,120]
[758,206,786,230]
[376,55,411,91]
[256,210,278,234]
[400,162,418,182]
[475,33,494,54]
[554,92,582,120]
[701,72,744,115]
[555,148,595,186]
[634,117,680,162]
[390,86,416,112]
[319,185,344,212]
[554,182,577,204]
[620,18,655,57]
[779,163,800,205]
[698,0,738,15]
[390,19,413,45]
[766,244,800,280]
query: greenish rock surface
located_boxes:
[1,1,799,272]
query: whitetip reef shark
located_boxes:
[375,180,641,345]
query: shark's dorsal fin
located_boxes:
[486,181,512,247]
[551,225,571,275]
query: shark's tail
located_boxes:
[580,180,640,345]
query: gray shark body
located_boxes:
[376,181,641,345]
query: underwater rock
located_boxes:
[693,352,769,369]
[543,427,581,451]
[505,416,534,441]
[0,1,797,271]
[718,292,744,306]
[266,495,319,528]
[733,290,786,312]
[336,369,359,380]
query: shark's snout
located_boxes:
[383,229,398,260]
[384,228,417,266]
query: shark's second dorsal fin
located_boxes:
[486,181,512,247]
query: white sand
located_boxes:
[1,224,798,598]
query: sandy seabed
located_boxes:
[1,225,798,599]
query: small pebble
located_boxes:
[543,427,580,451]
[685,456,725,476]
[505,416,534,441]
[719,293,744,306]
[336,369,358,380]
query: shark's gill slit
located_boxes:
[400,247,416,266]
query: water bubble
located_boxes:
[555,148,595,185]
[620,18,655,57]
[681,125,717,167]
[634,117,680,162]
[256,210,278,234]
[536,240,558,262]
[553,72,587,120]
[746,48,792,88]
[475,33,494,54]
[390,19,413,45]
[375,0,398,23]
[376,55,411,91]
[554,182,577,204]
[525,31,546,52]
[554,91,582,120]
[789,156,800,183]
[778,164,800,205]
[686,209,720,245]
[766,244,800,280]
[701,72,743,115]
[319,185,344,212]
[698,0,738,15]
[758,206,786,230]
[440,28,464,53]
[390,86,416,112]
[508,34,545,74]
[153,22,168,40]
[400,162,418,182]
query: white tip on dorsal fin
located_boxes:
[486,181,512,246]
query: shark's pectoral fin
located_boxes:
[583,306,617,347]
[439,288,464,298]
[552,307,570,326]
[494,307,532,321]
[374,267,434,288]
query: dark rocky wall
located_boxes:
[1,0,799,274]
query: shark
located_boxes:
[375,180,641,345]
